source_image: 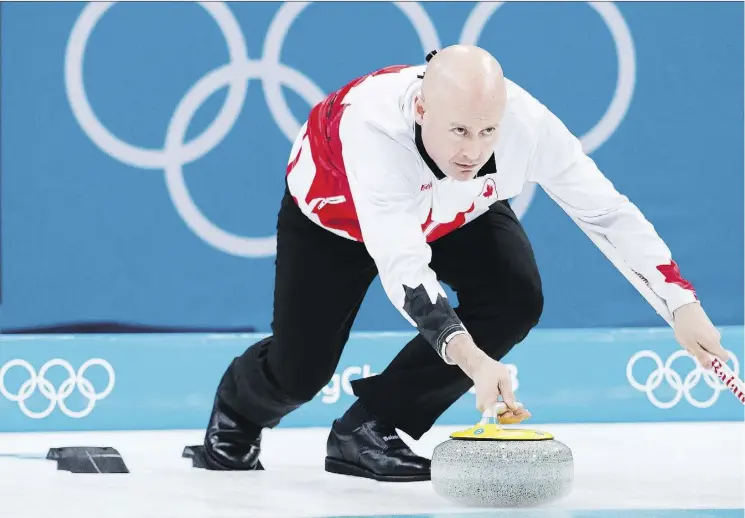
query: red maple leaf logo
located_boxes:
[656,260,697,297]
[482,180,496,198]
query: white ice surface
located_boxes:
[1,422,743,518]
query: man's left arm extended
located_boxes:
[528,108,729,367]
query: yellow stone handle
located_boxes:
[479,401,524,425]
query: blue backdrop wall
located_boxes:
[1,1,742,333]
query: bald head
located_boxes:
[414,45,507,182]
[421,45,505,106]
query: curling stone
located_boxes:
[431,403,573,508]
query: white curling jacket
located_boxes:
[285,64,697,363]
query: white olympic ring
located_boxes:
[0,359,115,419]
[626,349,740,409]
[64,1,635,257]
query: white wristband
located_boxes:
[440,329,469,365]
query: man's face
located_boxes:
[415,93,503,181]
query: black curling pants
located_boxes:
[217,189,544,440]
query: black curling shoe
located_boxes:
[199,395,264,471]
[325,402,430,482]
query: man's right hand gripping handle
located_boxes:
[445,334,532,423]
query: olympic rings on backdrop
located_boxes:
[64,1,635,257]
[0,358,115,419]
[626,349,740,409]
